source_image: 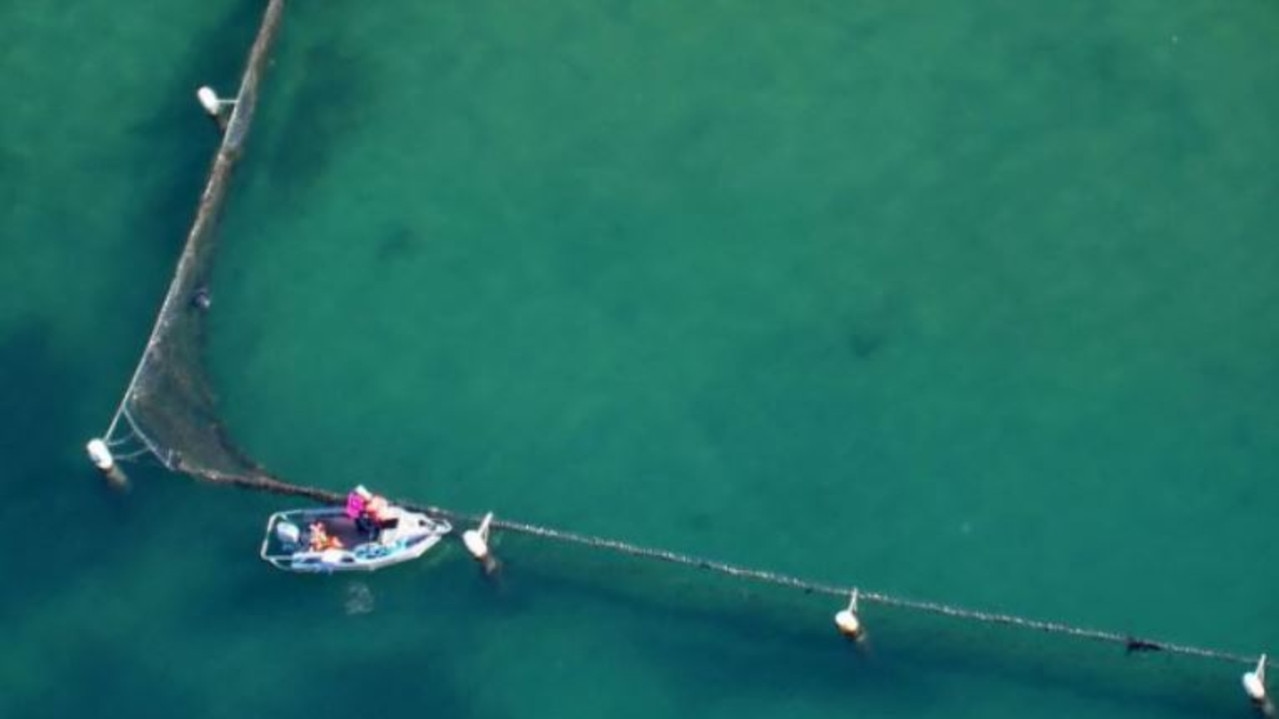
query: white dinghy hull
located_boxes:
[260,506,452,573]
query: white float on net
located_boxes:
[86,438,128,490]
[1243,654,1269,707]
[834,589,864,640]
[196,86,236,123]
[462,511,499,574]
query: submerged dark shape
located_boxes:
[191,286,212,311]
[1125,636,1163,654]
[848,330,884,360]
[375,224,420,264]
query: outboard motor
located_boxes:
[276,520,301,549]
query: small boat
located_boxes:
[260,505,452,573]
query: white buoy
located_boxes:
[197,86,222,117]
[196,86,235,130]
[1244,654,1269,705]
[462,512,499,574]
[86,438,114,470]
[834,589,863,640]
[86,438,128,490]
[462,512,493,559]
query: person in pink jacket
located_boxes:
[347,485,374,536]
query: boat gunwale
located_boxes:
[260,507,452,571]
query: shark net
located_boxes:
[99,0,285,483]
[92,0,1270,704]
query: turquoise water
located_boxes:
[4,1,1278,717]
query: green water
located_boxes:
[4,1,1278,717]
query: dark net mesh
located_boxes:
[107,0,285,479]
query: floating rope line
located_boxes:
[190,466,1266,672]
[88,0,1271,706]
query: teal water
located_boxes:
[4,1,1278,717]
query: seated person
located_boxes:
[345,486,369,519]
[347,485,377,537]
[308,521,344,552]
[365,494,395,527]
